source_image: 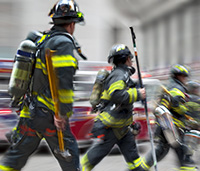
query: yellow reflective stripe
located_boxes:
[96,112,133,128]
[170,88,185,99]
[52,55,78,68]
[58,89,74,103]
[37,34,48,44]
[35,58,47,75]
[116,44,126,51]
[20,105,31,118]
[37,95,73,118]
[180,166,197,171]
[161,99,170,108]
[172,104,187,115]
[0,165,19,171]
[127,88,137,103]
[172,117,185,128]
[133,157,142,168]
[66,111,73,118]
[80,154,94,171]
[175,65,189,74]
[101,90,110,100]
[141,157,150,170]
[12,127,17,131]
[108,80,125,95]
[37,95,55,111]
[185,101,200,112]
[127,157,142,170]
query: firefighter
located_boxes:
[141,64,198,171]
[183,80,200,164]
[185,80,200,125]
[0,0,85,171]
[81,44,146,171]
[187,80,200,94]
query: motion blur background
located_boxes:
[0,2,200,169]
[0,0,199,78]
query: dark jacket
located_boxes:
[96,64,141,128]
[161,77,188,127]
[32,25,78,118]
[185,94,200,125]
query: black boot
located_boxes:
[184,155,195,164]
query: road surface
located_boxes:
[0,143,199,171]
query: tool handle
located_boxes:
[130,27,158,171]
[45,49,64,151]
[45,49,59,116]
[130,27,143,88]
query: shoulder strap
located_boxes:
[54,32,87,60]
[37,32,87,60]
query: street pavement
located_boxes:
[0,143,199,171]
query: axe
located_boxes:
[45,49,72,162]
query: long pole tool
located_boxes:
[129,27,158,171]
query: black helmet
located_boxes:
[187,80,200,95]
[108,44,133,65]
[170,64,190,78]
[49,0,84,25]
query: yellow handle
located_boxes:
[161,85,171,96]
[45,49,64,152]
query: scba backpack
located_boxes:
[8,31,42,107]
[89,69,109,111]
[8,30,87,108]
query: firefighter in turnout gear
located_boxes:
[0,0,85,171]
[183,80,200,164]
[81,44,147,171]
[185,80,200,123]
[141,64,198,171]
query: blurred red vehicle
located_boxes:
[70,106,97,149]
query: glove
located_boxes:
[130,122,141,136]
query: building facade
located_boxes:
[0,0,199,78]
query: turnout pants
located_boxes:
[0,106,79,171]
[81,127,145,171]
[141,125,197,170]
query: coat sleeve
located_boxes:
[52,40,78,118]
[160,87,187,115]
[106,71,141,105]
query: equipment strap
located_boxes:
[37,31,87,60]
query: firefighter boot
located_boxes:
[184,155,195,164]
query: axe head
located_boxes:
[54,148,72,162]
